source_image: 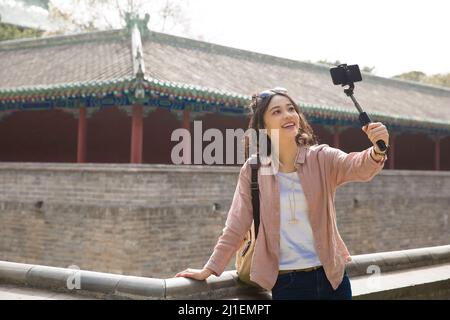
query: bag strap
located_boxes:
[249,154,261,239]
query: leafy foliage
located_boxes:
[393,71,450,88]
[0,23,43,41]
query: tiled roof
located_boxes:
[143,31,450,127]
[0,29,133,88]
[0,26,449,133]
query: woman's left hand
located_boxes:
[361,122,389,152]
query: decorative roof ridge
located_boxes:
[144,76,249,100]
[1,74,447,126]
[129,16,146,101]
[1,75,450,129]
[299,101,450,127]
[0,28,128,51]
[0,77,135,93]
[144,77,450,127]
[147,31,450,96]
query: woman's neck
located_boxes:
[273,139,298,172]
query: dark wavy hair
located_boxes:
[244,91,318,160]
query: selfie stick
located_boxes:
[343,83,387,152]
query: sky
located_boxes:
[180,0,450,78]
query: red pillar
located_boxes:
[77,106,87,163]
[130,104,143,164]
[333,126,340,149]
[388,134,395,170]
[182,109,191,164]
[434,137,441,171]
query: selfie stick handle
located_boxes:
[344,84,387,152]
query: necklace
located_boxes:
[286,175,299,224]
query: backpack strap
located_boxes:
[249,154,261,239]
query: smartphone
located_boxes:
[330,64,362,85]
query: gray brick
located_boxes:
[0,163,449,278]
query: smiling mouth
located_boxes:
[282,122,296,128]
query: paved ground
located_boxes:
[351,263,450,297]
[0,284,96,300]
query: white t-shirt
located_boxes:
[276,171,322,270]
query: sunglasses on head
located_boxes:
[252,87,288,111]
[256,87,288,99]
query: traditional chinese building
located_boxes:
[0,16,449,170]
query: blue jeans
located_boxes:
[271,267,352,300]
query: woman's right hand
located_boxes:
[175,268,213,281]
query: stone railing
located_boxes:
[1,245,449,300]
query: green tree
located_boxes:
[0,23,43,41]
[317,59,342,67]
[47,0,192,35]
[423,73,450,88]
[392,71,427,82]
[392,71,450,88]
[361,65,376,74]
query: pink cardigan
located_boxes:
[204,143,387,291]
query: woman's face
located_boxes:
[263,94,300,143]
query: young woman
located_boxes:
[175,88,389,300]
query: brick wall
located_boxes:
[0,163,449,278]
